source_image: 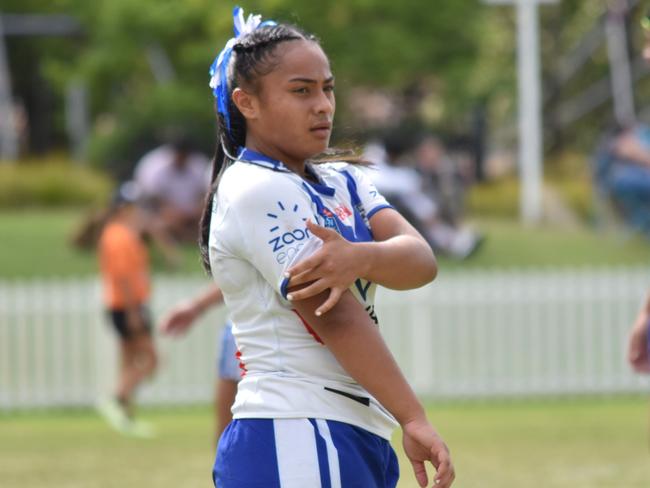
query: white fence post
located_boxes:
[1,267,649,410]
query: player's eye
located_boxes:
[292,87,309,94]
[324,85,335,93]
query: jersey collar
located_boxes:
[237,147,290,172]
[237,147,336,196]
[304,165,335,196]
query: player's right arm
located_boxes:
[290,288,454,488]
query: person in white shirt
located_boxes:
[364,140,482,260]
[134,137,210,241]
[200,8,455,488]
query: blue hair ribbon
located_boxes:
[209,7,276,134]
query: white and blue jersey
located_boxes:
[208,148,399,486]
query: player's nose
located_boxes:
[313,89,334,116]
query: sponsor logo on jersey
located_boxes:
[322,205,352,224]
[322,216,336,229]
[333,205,352,220]
[266,200,311,264]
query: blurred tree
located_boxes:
[1,0,84,154]
[7,0,647,173]
[3,0,487,170]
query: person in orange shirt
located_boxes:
[97,181,158,436]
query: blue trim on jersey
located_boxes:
[301,180,377,314]
[280,275,291,300]
[305,165,336,196]
[307,180,336,196]
[237,147,338,196]
[302,183,350,239]
[301,182,373,244]
[237,147,291,172]
[367,203,393,220]
[339,169,373,241]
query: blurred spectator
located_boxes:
[364,139,483,259]
[594,124,650,237]
[414,134,473,226]
[95,182,158,437]
[71,192,180,268]
[625,10,650,379]
[134,136,211,242]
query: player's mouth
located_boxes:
[309,123,332,139]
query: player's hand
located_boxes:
[285,220,361,316]
[627,320,650,373]
[402,417,455,488]
[159,303,199,337]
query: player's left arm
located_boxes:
[286,209,436,315]
[359,207,437,287]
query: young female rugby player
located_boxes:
[201,8,455,488]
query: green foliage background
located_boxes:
[3,0,488,172]
[4,1,649,179]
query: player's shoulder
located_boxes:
[317,160,348,171]
[316,161,373,183]
[219,161,305,206]
[312,161,351,178]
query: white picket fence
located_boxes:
[1,267,649,410]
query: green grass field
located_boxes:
[0,209,203,278]
[2,209,650,278]
[3,210,650,487]
[2,398,649,487]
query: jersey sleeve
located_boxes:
[345,165,393,220]
[214,174,322,300]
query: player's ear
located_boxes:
[232,88,259,120]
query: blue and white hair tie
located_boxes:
[209,6,276,135]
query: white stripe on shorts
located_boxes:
[273,418,322,488]
[315,419,342,488]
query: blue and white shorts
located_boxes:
[213,418,399,487]
[217,322,240,382]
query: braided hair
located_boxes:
[199,24,317,273]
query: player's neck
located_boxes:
[244,138,306,177]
